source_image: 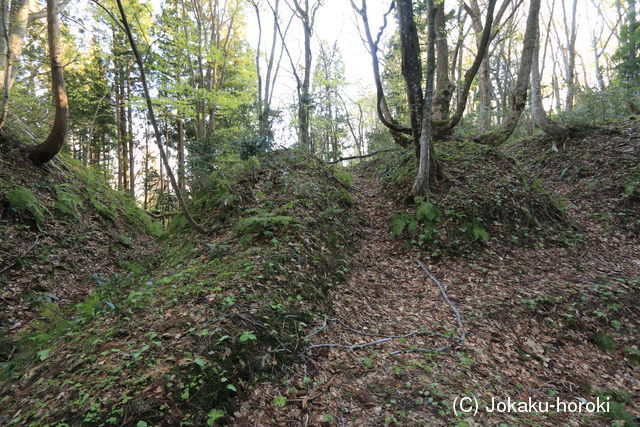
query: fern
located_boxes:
[54,184,84,218]
[416,202,439,222]
[6,186,47,230]
[389,213,408,237]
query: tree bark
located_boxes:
[115,0,205,234]
[127,68,134,197]
[530,16,569,151]
[432,1,454,122]
[396,0,423,157]
[0,0,29,130]
[412,0,436,196]
[563,0,578,110]
[431,0,497,139]
[476,0,540,146]
[27,0,68,165]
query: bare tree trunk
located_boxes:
[412,0,436,196]
[396,0,423,157]
[476,0,540,146]
[563,0,578,110]
[530,17,569,151]
[290,0,321,151]
[431,0,497,138]
[178,116,185,192]
[351,0,412,147]
[27,0,68,164]
[115,0,205,234]
[127,68,134,197]
[432,1,454,122]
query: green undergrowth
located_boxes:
[504,118,640,235]
[0,148,159,237]
[0,150,359,425]
[365,142,571,257]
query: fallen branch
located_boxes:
[0,235,40,275]
[326,148,402,164]
[390,260,466,354]
[304,260,466,355]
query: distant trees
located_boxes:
[310,41,346,162]
[2,0,639,201]
[0,0,72,130]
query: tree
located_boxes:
[530,7,569,151]
[411,0,436,196]
[310,41,346,161]
[288,0,322,151]
[476,0,540,146]
[27,0,68,165]
[351,0,412,148]
[250,0,289,147]
[113,0,205,234]
[0,0,70,130]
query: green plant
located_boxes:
[207,409,225,425]
[335,170,353,187]
[54,184,84,218]
[273,394,287,407]
[594,333,616,352]
[5,187,47,230]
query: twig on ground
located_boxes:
[390,260,466,354]
[0,235,40,275]
[304,259,466,355]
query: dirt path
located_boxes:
[234,163,640,425]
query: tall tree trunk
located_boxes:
[563,0,578,110]
[432,0,497,138]
[476,0,540,146]
[396,0,423,157]
[530,17,569,151]
[0,0,28,129]
[0,0,29,129]
[432,1,454,122]
[115,0,205,234]
[127,68,134,197]
[27,0,68,165]
[300,17,312,150]
[178,116,185,192]
[412,0,436,196]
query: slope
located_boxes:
[234,121,639,425]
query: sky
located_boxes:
[242,0,621,145]
[243,0,400,146]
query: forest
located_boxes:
[0,0,639,425]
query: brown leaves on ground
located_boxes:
[233,123,639,425]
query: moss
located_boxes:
[0,149,359,425]
[594,333,616,352]
[54,184,84,218]
[367,143,570,256]
[5,186,47,230]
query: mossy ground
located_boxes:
[0,149,359,425]
[0,136,158,344]
[363,140,571,257]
